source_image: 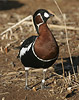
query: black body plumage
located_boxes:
[18,36,58,69]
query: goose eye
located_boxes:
[44,12,49,18]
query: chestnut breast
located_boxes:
[34,23,59,60]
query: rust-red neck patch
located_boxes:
[35,15,43,25]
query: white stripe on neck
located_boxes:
[36,13,44,29]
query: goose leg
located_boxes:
[41,69,47,89]
[25,67,30,89]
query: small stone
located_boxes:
[10,62,16,67]
[54,80,56,85]
[67,87,72,93]
[32,87,37,92]
[2,97,5,100]
[60,31,64,35]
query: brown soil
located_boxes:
[0,0,79,100]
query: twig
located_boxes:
[52,71,63,78]
[0,21,79,39]
[5,40,18,48]
[16,14,23,33]
[0,92,9,96]
[61,57,65,77]
[53,0,63,16]
[49,24,79,31]
[63,14,77,80]
[77,65,79,73]
[72,83,79,88]
[53,0,77,80]
[48,9,62,23]
[56,38,71,43]
[0,15,32,36]
[9,29,13,40]
[68,71,71,83]
[0,46,4,53]
[30,67,53,73]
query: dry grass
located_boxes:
[0,0,79,98]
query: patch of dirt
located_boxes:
[0,0,79,100]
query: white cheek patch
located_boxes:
[20,43,32,57]
[44,12,49,18]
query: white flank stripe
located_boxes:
[20,43,32,58]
